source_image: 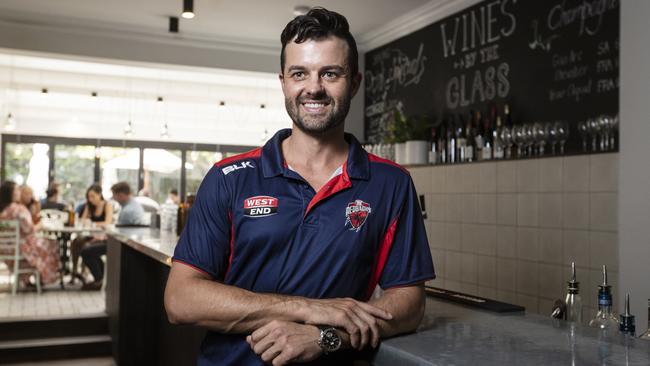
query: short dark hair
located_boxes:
[170,189,178,195]
[0,181,16,213]
[280,7,359,77]
[111,182,131,196]
[46,182,59,199]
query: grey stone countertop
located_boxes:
[107,228,650,365]
[375,298,650,366]
[107,227,177,266]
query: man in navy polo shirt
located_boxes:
[165,7,435,366]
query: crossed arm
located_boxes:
[164,261,426,365]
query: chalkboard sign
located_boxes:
[364,0,619,155]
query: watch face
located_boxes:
[322,328,341,352]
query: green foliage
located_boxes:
[384,110,433,143]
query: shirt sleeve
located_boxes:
[378,177,435,289]
[172,165,232,280]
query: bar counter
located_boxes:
[106,228,650,366]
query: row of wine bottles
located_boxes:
[430,104,572,164]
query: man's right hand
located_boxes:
[297,298,392,350]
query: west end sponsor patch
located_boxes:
[345,199,371,232]
[243,195,278,217]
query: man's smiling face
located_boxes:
[280,36,360,135]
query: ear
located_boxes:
[350,72,363,98]
[278,72,286,94]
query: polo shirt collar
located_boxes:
[261,128,370,180]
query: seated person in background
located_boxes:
[70,184,113,284]
[80,182,145,290]
[40,182,69,211]
[0,181,60,287]
[165,189,180,205]
[19,184,41,224]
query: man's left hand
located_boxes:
[247,320,323,366]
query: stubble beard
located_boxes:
[286,91,351,136]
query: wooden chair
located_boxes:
[0,219,41,295]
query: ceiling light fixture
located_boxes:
[182,0,195,19]
[124,120,134,137]
[169,16,179,33]
[91,91,98,97]
[4,113,16,131]
[293,5,310,16]
[160,122,170,139]
[157,96,164,103]
[219,100,226,108]
[260,103,266,109]
[41,88,48,94]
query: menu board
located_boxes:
[364,0,620,153]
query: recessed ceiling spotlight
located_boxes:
[293,5,310,16]
[182,0,195,19]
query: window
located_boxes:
[4,143,49,200]
[99,147,140,200]
[186,151,223,195]
[55,144,96,207]
[143,148,181,204]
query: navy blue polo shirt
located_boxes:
[173,128,435,365]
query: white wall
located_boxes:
[619,0,650,330]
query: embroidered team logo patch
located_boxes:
[244,196,278,217]
[345,200,371,232]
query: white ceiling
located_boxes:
[0,0,433,49]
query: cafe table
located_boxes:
[40,222,105,288]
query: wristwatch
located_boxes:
[317,325,341,354]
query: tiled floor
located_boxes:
[0,264,105,319]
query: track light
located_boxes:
[169,16,179,33]
[182,0,195,19]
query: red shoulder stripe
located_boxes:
[367,153,409,174]
[214,147,262,167]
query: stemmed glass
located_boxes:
[598,115,611,151]
[577,120,589,152]
[523,123,535,157]
[555,121,569,155]
[610,114,619,150]
[587,118,601,152]
[533,122,547,156]
[545,122,559,155]
[513,125,525,158]
[500,125,513,159]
